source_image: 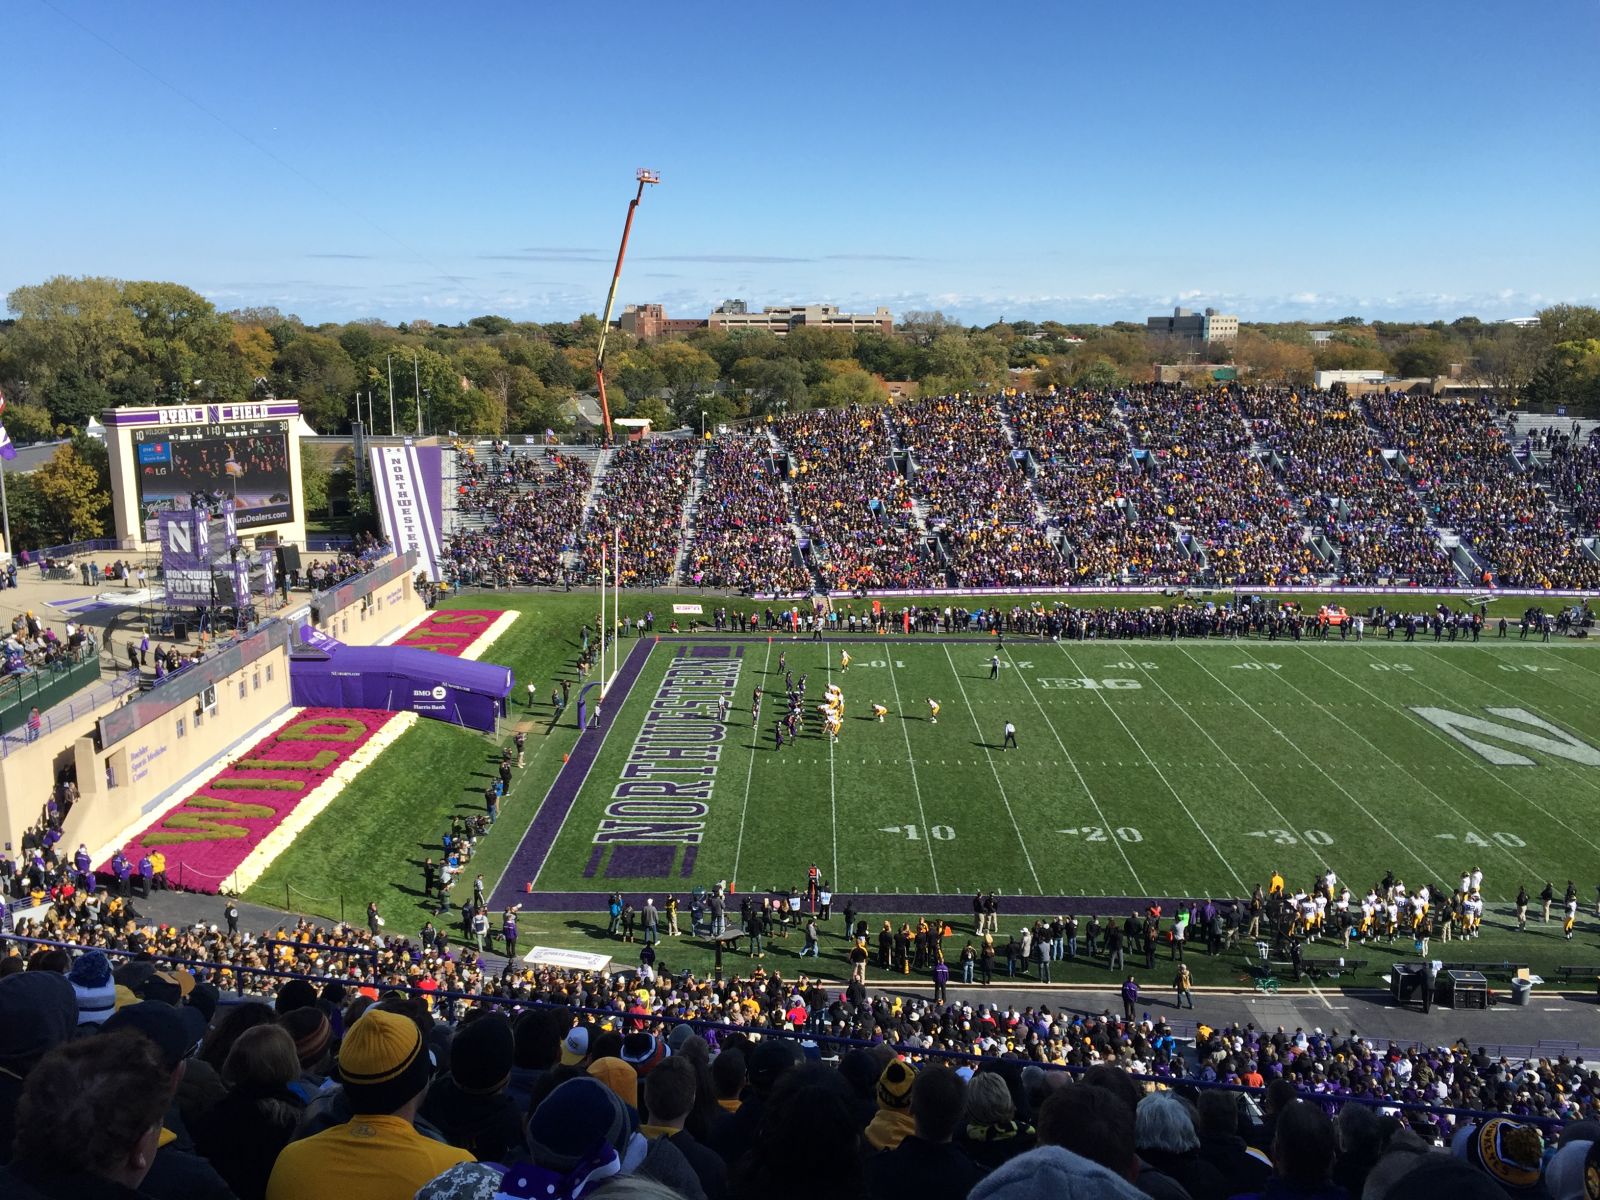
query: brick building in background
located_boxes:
[620,300,894,340]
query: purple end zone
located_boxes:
[605,844,675,877]
[488,637,655,909]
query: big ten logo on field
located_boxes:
[1037,678,1142,690]
[1411,706,1600,767]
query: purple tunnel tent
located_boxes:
[289,625,511,732]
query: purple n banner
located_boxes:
[160,511,215,605]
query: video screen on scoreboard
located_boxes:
[133,420,295,530]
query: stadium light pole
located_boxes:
[387,356,396,436]
[413,354,422,437]
[597,540,607,705]
[611,524,617,684]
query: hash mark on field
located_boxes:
[1176,645,1443,884]
[1348,649,1600,861]
[731,639,772,883]
[943,644,1041,892]
[1058,642,1246,893]
[884,648,940,890]
[1004,646,1140,893]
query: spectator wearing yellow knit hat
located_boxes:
[266,1008,469,1200]
[865,1059,917,1151]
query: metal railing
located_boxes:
[21,537,121,564]
[0,668,142,757]
[0,639,102,710]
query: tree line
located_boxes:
[5,278,1599,446]
[2,277,1598,551]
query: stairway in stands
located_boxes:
[995,398,1055,529]
[669,447,709,585]
[576,447,613,530]
[765,426,830,593]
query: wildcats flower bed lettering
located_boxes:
[107,707,414,894]
[395,608,517,660]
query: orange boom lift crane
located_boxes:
[594,169,660,445]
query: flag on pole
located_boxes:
[0,425,15,461]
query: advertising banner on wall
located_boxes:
[159,510,217,605]
[368,444,445,581]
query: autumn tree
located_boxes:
[32,443,107,540]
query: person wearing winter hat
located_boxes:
[414,1160,507,1200]
[1542,1139,1597,1200]
[589,1056,641,1110]
[68,949,117,1026]
[621,1031,670,1084]
[1452,1118,1551,1199]
[527,1075,705,1200]
[265,1008,469,1200]
[867,1064,985,1200]
[865,1059,918,1151]
[0,971,80,1164]
[280,1006,333,1096]
[421,1014,526,1163]
[972,1144,1147,1200]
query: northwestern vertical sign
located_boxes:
[369,445,445,581]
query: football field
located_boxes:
[524,633,1600,906]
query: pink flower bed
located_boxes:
[394,609,502,658]
[105,707,400,893]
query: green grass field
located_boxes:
[246,589,1600,982]
[543,633,1600,904]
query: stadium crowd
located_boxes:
[1364,395,1600,591]
[447,448,592,586]
[1007,392,1194,585]
[422,387,1600,596]
[578,440,698,588]
[682,435,811,595]
[1239,390,1458,587]
[1544,434,1600,536]
[773,409,946,592]
[1,895,1597,1200]
[1121,388,1326,587]
[888,395,1065,588]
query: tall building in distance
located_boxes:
[619,301,894,339]
[1147,306,1239,343]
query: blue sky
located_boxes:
[7,1,1599,326]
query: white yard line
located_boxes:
[1124,659,1332,883]
[1466,645,1600,707]
[823,643,839,889]
[884,650,941,890]
[1352,647,1600,860]
[1001,646,1142,894]
[1174,645,1445,883]
[730,639,773,885]
[1056,643,1248,894]
[1270,645,1541,881]
[941,644,1041,893]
